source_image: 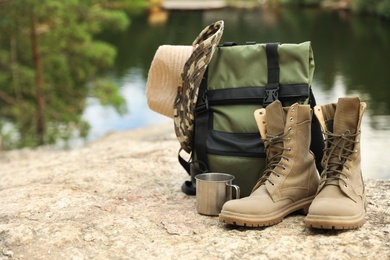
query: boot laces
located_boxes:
[321,129,360,186]
[252,130,290,192]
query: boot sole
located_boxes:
[219,196,314,227]
[304,211,366,230]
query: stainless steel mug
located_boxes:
[195,172,240,216]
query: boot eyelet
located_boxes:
[281,165,286,170]
[289,117,293,122]
[288,127,292,131]
[344,184,348,188]
[288,148,292,152]
[276,174,281,178]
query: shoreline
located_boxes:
[159,0,354,11]
[0,122,389,258]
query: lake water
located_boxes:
[82,7,390,179]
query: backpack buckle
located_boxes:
[263,84,279,107]
[195,91,209,114]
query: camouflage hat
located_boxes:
[173,20,224,153]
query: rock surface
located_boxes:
[0,122,389,259]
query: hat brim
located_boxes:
[146,45,193,118]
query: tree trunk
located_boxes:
[31,13,45,145]
[11,34,22,103]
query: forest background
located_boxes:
[0,0,389,150]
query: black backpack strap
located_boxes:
[222,42,237,46]
[308,88,324,174]
[264,43,280,107]
[181,180,196,196]
[180,69,210,195]
[178,148,191,174]
[179,149,208,196]
[193,69,210,170]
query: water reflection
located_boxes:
[91,7,390,179]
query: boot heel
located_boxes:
[299,205,310,215]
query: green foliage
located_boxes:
[0,0,133,149]
[90,79,128,114]
[353,0,390,19]
[378,0,390,19]
[276,0,390,18]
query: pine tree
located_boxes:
[0,0,131,149]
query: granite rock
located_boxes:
[0,123,389,259]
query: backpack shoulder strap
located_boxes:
[179,69,210,195]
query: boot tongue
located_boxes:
[333,97,360,134]
[266,100,285,135]
[253,100,286,191]
[325,97,360,184]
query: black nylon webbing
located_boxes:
[193,69,210,171]
[207,84,309,103]
[180,70,210,195]
[308,88,324,174]
[264,43,280,106]
[266,43,280,85]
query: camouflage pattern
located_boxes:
[173,20,224,153]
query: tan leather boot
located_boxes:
[305,97,366,229]
[219,101,319,227]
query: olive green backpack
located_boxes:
[179,41,324,197]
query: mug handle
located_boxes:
[227,184,240,199]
